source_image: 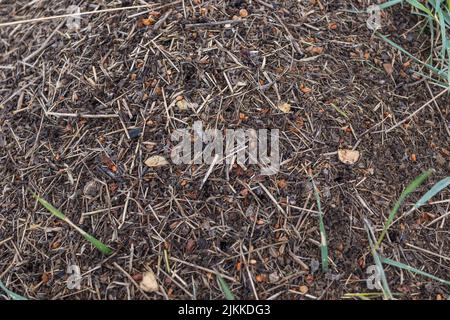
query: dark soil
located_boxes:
[0,0,449,300]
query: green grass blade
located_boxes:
[33,193,112,255]
[412,70,449,88]
[406,0,434,17]
[0,279,27,300]
[82,233,113,255]
[436,2,449,60]
[377,169,433,246]
[377,0,450,85]
[363,219,393,300]
[447,48,450,84]
[329,103,349,119]
[32,192,66,220]
[381,257,450,286]
[377,34,442,75]
[379,0,404,10]
[217,275,235,300]
[414,177,450,209]
[310,177,329,273]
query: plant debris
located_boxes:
[145,156,169,167]
[0,0,448,301]
[140,269,159,293]
[337,149,360,165]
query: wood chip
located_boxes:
[145,155,169,167]
[140,269,159,293]
[176,99,189,110]
[306,46,324,55]
[338,149,360,165]
[299,285,309,294]
[277,102,291,113]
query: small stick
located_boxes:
[405,243,450,262]
[200,154,220,189]
[255,0,274,9]
[258,183,287,215]
[112,262,151,299]
[46,111,119,118]
[185,19,245,28]
[0,1,182,28]
[426,210,450,227]
[0,5,153,28]
[385,86,450,133]
[152,9,172,31]
[169,257,236,282]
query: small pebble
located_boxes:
[128,128,142,139]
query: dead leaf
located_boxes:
[383,63,394,75]
[240,188,249,197]
[239,112,249,120]
[441,148,450,157]
[154,86,162,96]
[145,155,169,167]
[300,84,312,94]
[132,273,143,282]
[239,8,249,18]
[338,149,360,165]
[255,274,266,282]
[185,239,196,252]
[306,46,324,55]
[299,285,309,294]
[328,22,338,30]
[140,269,159,293]
[176,99,189,111]
[41,272,51,284]
[277,102,291,113]
[140,17,155,27]
[50,240,61,250]
[108,182,118,193]
[277,179,287,189]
